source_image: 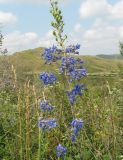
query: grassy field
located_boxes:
[1,48,123,73]
[0,49,123,160]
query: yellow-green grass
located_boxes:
[1,47,123,76]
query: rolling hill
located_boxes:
[1,47,123,77]
[96,54,123,60]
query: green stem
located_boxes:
[38,128,41,160]
[18,91,23,160]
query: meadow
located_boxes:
[0,48,123,160]
[0,0,123,159]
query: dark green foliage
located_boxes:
[120,42,123,56]
[0,31,3,47]
[50,0,67,47]
[96,54,123,60]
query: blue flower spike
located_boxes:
[38,118,57,130]
[67,84,86,105]
[40,101,54,112]
[70,119,84,142]
[40,72,57,85]
[56,144,67,157]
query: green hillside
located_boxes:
[1,47,123,75]
[96,54,123,60]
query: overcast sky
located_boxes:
[0,0,123,55]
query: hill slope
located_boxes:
[96,54,123,60]
[1,48,123,75]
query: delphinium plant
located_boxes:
[38,0,87,159]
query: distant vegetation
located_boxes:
[96,54,123,60]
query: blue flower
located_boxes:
[73,127,79,135]
[59,56,76,75]
[70,119,83,142]
[73,84,85,95]
[56,144,67,157]
[40,101,54,112]
[71,119,83,129]
[40,72,57,85]
[61,56,76,66]
[38,118,57,130]
[65,47,72,53]
[70,134,76,142]
[75,44,80,50]
[60,56,86,82]
[51,45,57,52]
[65,44,81,54]
[68,68,87,82]
[67,84,86,105]
[42,45,62,64]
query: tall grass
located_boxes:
[0,66,123,159]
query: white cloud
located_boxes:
[0,0,73,4]
[0,0,8,2]
[79,0,123,19]
[3,30,55,54]
[0,0,71,4]
[0,0,47,4]
[79,0,110,18]
[74,23,82,33]
[83,25,117,40]
[0,11,17,25]
[109,0,123,19]
[92,18,108,28]
[2,24,123,55]
[77,0,123,54]
[3,31,38,53]
[119,26,123,39]
[69,20,123,55]
[36,30,55,47]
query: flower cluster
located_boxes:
[60,56,87,82]
[68,68,87,82]
[65,44,80,54]
[40,101,54,112]
[42,44,82,65]
[66,84,86,105]
[42,45,62,64]
[56,144,67,158]
[40,72,57,85]
[38,118,57,130]
[70,119,83,142]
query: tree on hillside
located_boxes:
[120,42,123,56]
[0,29,12,89]
[0,31,3,49]
[0,30,7,55]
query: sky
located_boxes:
[0,0,123,55]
